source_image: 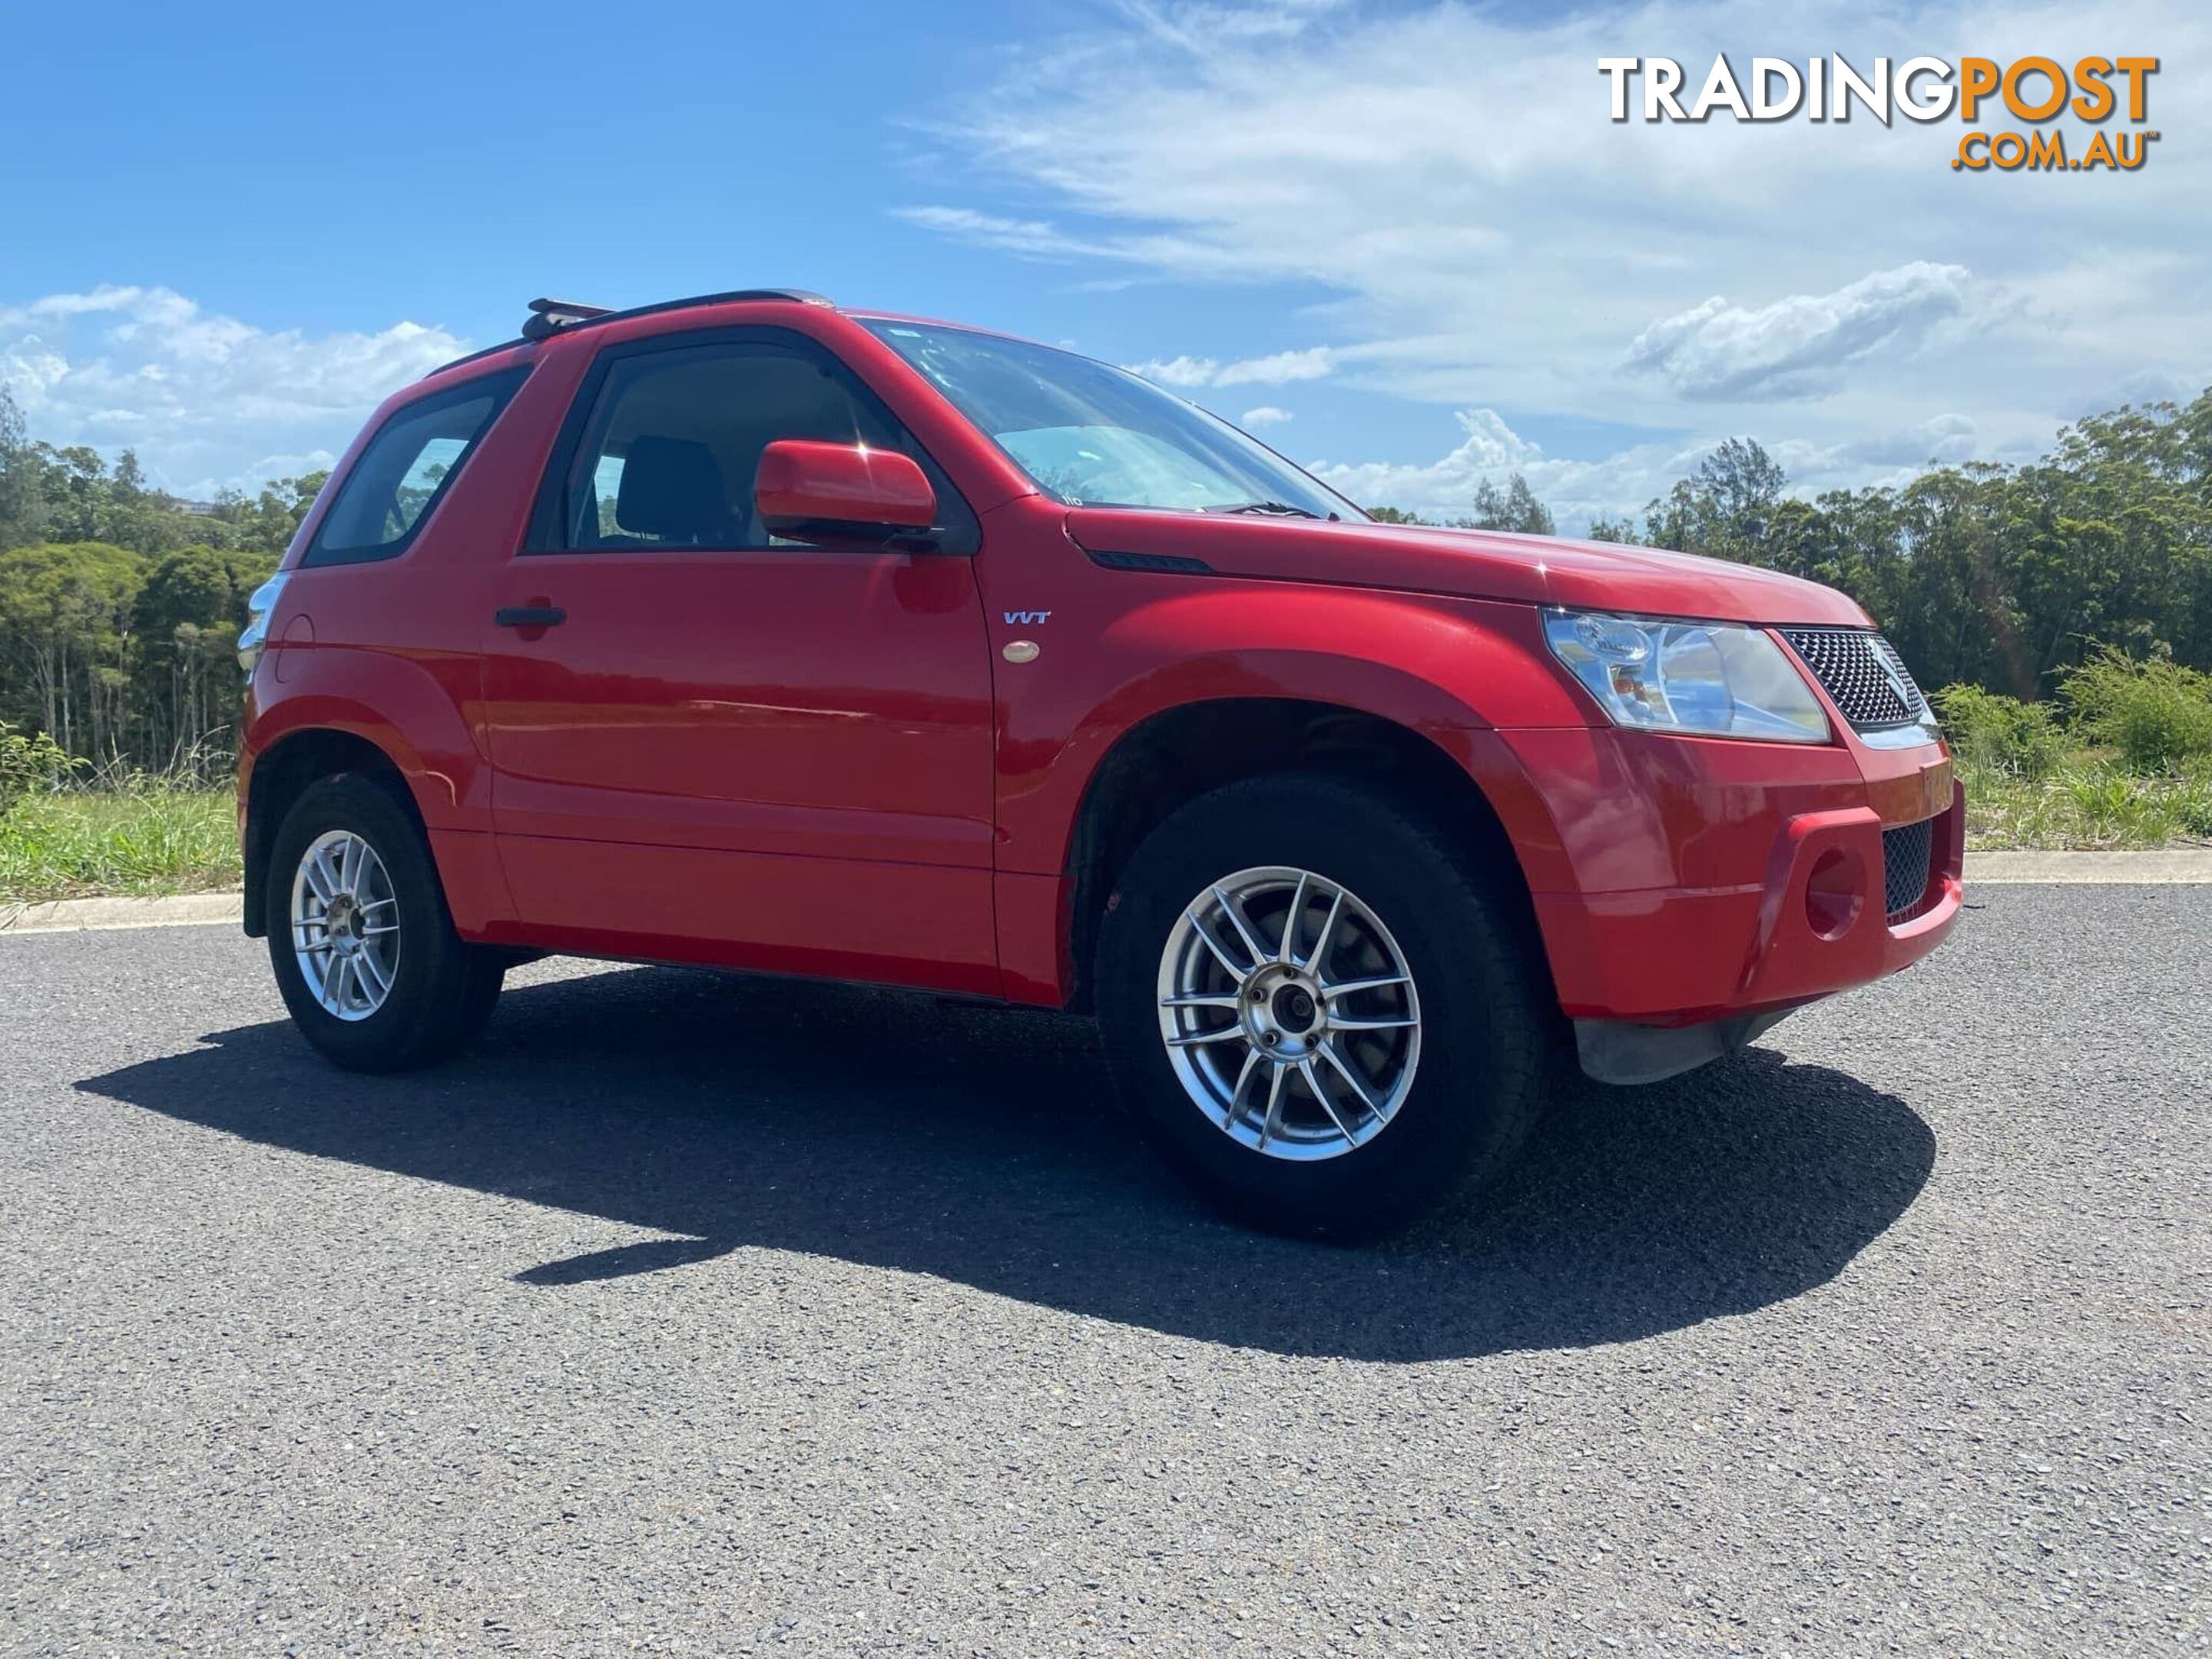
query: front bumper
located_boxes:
[1497,726,1965,1038]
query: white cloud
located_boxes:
[1127,354,1218,388]
[1622,263,1975,401]
[1312,408,1695,529]
[177,449,342,504]
[1215,348,1333,387]
[0,285,466,495]
[1240,405,1293,426]
[892,207,1109,262]
[1128,346,1335,388]
[1311,409,1546,515]
[890,206,1260,281]
[1312,406,1996,531]
[905,0,2211,513]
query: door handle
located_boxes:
[495,605,566,629]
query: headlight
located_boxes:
[237,574,290,673]
[1543,609,1830,743]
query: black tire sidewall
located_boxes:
[264,773,486,1072]
[1095,774,1543,1239]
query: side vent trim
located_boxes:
[1086,548,1214,575]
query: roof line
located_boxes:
[426,287,837,379]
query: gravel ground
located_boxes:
[1,886,2205,1657]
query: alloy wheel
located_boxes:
[290,829,402,1022]
[1155,866,1422,1161]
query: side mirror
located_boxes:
[755,439,937,545]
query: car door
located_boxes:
[478,326,1001,995]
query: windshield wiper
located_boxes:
[1211,500,1324,519]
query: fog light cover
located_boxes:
[1803,846,1866,939]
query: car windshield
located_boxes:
[859,320,1363,521]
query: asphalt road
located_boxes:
[2,886,2205,1657]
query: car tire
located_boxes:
[1094,773,1551,1240]
[265,773,505,1074]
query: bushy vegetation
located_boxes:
[0,718,75,816]
[1933,660,2212,848]
[2057,649,2212,776]
[1931,684,2068,780]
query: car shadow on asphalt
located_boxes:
[76,963,1935,1362]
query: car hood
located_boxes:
[1061,508,1873,628]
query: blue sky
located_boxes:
[4,0,2204,525]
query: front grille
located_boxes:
[1881,817,1936,920]
[1780,628,1930,729]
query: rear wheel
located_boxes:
[1095,773,1548,1239]
[265,774,505,1073]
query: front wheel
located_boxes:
[265,773,505,1073]
[1095,774,1550,1240]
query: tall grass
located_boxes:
[1953,753,2212,850]
[1,726,240,902]
[0,783,238,902]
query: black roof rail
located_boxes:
[564,287,836,333]
[425,287,837,378]
[520,296,612,339]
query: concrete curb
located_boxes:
[0,892,245,935]
[1966,849,2212,883]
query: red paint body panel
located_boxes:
[1063,508,1874,627]
[478,548,992,865]
[993,869,1072,1005]
[484,838,1001,997]
[972,517,1592,881]
[1529,784,1965,1022]
[240,294,1961,1033]
[477,544,996,985]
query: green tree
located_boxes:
[1465,473,1556,535]
[210,471,327,555]
[1643,437,1788,561]
[0,387,47,549]
[0,541,146,761]
[133,544,278,768]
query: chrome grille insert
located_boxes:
[1779,628,1930,730]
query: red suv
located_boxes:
[236,289,1962,1237]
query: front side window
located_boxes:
[538,336,973,553]
[304,369,526,565]
[859,320,1363,522]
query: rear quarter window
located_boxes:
[303,367,528,567]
